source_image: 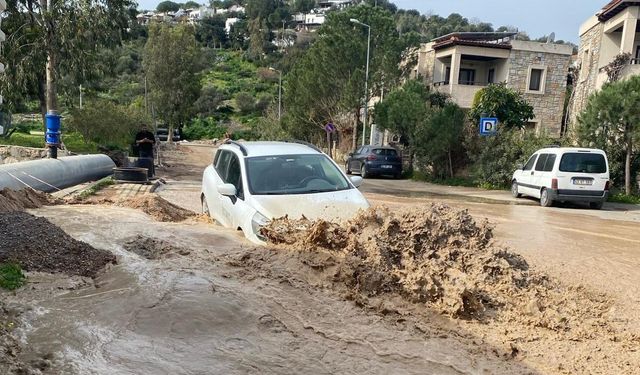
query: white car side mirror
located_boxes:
[217,183,237,197]
[350,176,364,188]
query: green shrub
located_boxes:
[0,263,26,290]
[182,117,227,140]
[67,99,150,149]
[235,92,255,113]
[466,127,560,189]
[608,193,640,204]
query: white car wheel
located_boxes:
[540,188,554,207]
[202,195,210,215]
[511,180,521,198]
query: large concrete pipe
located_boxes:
[0,154,115,193]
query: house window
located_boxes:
[635,46,640,63]
[488,68,495,84]
[444,67,451,84]
[528,68,544,92]
[459,69,476,85]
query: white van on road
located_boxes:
[511,147,610,209]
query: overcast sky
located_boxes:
[136,0,608,43]
[392,0,606,43]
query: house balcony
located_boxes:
[434,81,489,108]
[622,58,640,78]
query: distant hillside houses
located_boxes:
[135,4,245,26]
[135,0,356,42]
[293,0,355,31]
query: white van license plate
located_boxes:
[573,179,593,186]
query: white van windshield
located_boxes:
[559,153,607,174]
[246,154,351,195]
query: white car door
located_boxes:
[532,153,557,198]
[516,153,539,197]
[219,152,254,230]
[205,149,233,227]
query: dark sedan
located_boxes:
[345,145,402,178]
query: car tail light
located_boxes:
[605,181,610,191]
[551,178,558,190]
[367,154,377,161]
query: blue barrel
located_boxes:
[45,131,61,145]
[45,112,61,133]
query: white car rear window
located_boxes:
[559,153,607,174]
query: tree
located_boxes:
[578,76,640,195]
[293,0,315,13]
[0,0,133,117]
[157,1,180,12]
[68,100,149,148]
[469,83,535,129]
[196,15,229,48]
[143,24,202,139]
[414,103,466,178]
[374,80,464,178]
[194,86,226,117]
[183,1,201,9]
[284,5,413,143]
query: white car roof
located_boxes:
[223,141,322,157]
[535,147,606,155]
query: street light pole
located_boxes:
[351,18,371,146]
[269,67,282,121]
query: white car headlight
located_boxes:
[251,212,270,239]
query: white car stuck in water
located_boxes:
[201,140,370,243]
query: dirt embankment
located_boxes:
[68,193,197,223]
[118,195,195,222]
[230,203,639,373]
[0,188,60,212]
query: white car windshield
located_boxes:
[246,154,351,195]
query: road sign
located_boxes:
[479,117,498,136]
[325,123,336,133]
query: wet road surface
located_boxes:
[12,144,640,374]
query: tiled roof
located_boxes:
[598,0,640,21]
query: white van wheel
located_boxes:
[540,188,554,207]
[511,180,521,198]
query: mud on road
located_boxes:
[2,144,640,374]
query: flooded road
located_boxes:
[8,144,640,374]
[18,205,535,374]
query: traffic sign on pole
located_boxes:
[479,117,498,136]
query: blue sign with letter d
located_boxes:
[479,117,498,136]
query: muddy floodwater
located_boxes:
[4,144,640,374]
[13,205,534,374]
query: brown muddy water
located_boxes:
[8,201,639,374]
[11,205,535,374]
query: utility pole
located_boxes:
[269,67,282,121]
[350,18,371,146]
[79,85,83,109]
[144,76,149,116]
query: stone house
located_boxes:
[414,32,573,136]
[568,0,640,127]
